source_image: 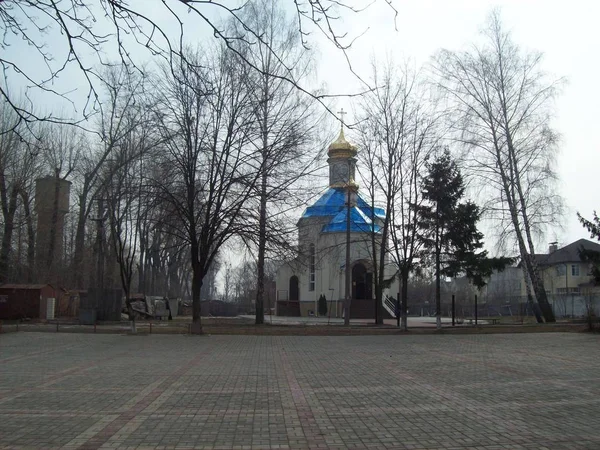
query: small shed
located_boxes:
[0,284,60,320]
[58,290,82,318]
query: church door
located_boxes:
[278,276,301,317]
[289,276,299,301]
[352,263,368,299]
[350,263,375,319]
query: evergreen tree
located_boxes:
[414,150,511,328]
[318,294,328,317]
[578,212,600,284]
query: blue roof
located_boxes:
[322,206,381,233]
[300,188,385,234]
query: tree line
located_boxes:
[355,11,563,327]
[1,2,566,330]
[1,0,325,333]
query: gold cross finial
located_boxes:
[337,108,347,131]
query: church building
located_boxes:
[275,124,398,319]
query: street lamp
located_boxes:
[344,159,357,326]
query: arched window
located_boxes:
[309,244,316,291]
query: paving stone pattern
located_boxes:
[1,332,600,449]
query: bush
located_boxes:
[585,299,600,332]
[318,294,328,317]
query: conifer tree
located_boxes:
[414,150,511,328]
[318,294,328,317]
[578,212,600,284]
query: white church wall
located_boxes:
[275,125,402,317]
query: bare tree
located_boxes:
[103,145,141,333]
[231,259,257,310]
[229,0,324,324]
[1,0,397,131]
[0,102,39,282]
[36,122,83,282]
[153,46,258,333]
[19,178,36,282]
[72,65,149,289]
[432,10,563,323]
[356,60,441,327]
[102,80,158,332]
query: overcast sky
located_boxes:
[5,0,599,255]
[313,0,600,251]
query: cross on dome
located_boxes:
[328,107,356,154]
[337,108,347,131]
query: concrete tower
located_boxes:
[35,175,71,274]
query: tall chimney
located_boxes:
[35,176,71,279]
[549,241,558,254]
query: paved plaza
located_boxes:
[1,332,599,449]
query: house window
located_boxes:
[556,265,566,276]
[571,264,580,277]
[309,244,316,291]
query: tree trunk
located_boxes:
[123,289,136,333]
[375,207,390,325]
[521,221,555,322]
[21,191,35,283]
[401,268,409,331]
[255,169,267,325]
[0,187,18,283]
[370,210,380,325]
[190,239,203,333]
[493,140,548,324]
[435,204,441,329]
[523,254,553,322]
[496,43,555,323]
[435,252,441,329]
[521,264,542,323]
[45,171,61,280]
[95,198,105,291]
[137,227,147,293]
[505,139,555,323]
[191,267,203,333]
[255,74,269,325]
[73,190,89,289]
[168,256,182,299]
[128,303,136,334]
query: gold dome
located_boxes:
[328,128,356,157]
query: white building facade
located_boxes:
[275,128,398,318]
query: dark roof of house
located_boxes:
[530,238,600,266]
[0,284,53,290]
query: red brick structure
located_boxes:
[0,284,60,320]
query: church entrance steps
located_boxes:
[382,294,398,319]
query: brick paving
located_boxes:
[1,333,599,450]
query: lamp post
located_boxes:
[343,158,358,326]
[344,174,352,326]
[333,108,356,327]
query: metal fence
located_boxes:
[408,294,600,319]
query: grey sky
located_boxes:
[314,0,599,250]
[4,0,598,254]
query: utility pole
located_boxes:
[344,163,352,326]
